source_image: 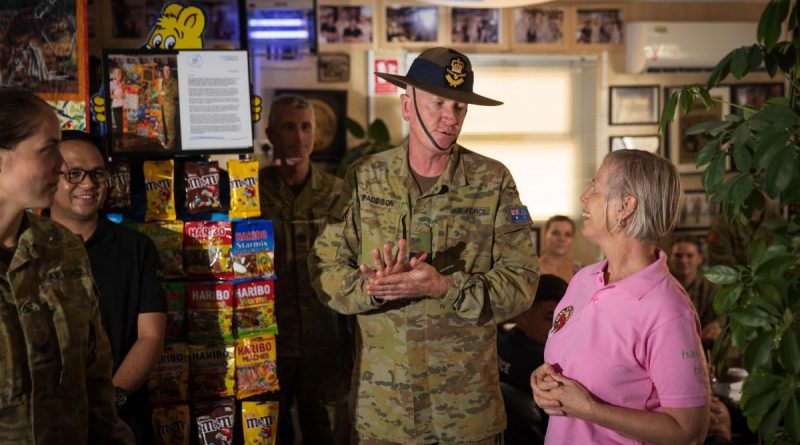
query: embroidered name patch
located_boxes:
[507,206,531,224]
[360,194,395,208]
[551,305,573,334]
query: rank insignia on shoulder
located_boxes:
[508,206,531,224]
[551,305,573,334]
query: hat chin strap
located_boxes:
[412,87,453,152]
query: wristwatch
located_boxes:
[114,386,127,408]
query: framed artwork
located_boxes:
[530,226,541,256]
[274,88,348,163]
[576,9,624,45]
[318,53,350,83]
[513,7,564,44]
[451,8,500,44]
[609,85,659,125]
[677,190,720,230]
[386,5,438,43]
[731,82,785,115]
[319,5,373,44]
[195,0,241,44]
[667,86,731,173]
[609,135,660,153]
[1,0,89,101]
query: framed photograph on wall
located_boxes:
[609,135,660,153]
[386,5,438,43]
[667,86,731,173]
[318,53,350,83]
[677,190,720,230]
[609,85,659,125]
[731,82,785,115]
[319,5,373,44]
[513,7,565,45]
[576,8,624,45]
[451,8,500,44]
[274,89,348,163]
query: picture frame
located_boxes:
[319,5,373,44]
[385,5,438,43]
[274,88,348,163]
[318,53,350,83]
[609,85,659,125]
[609,135,660,153]
[677,190,720,230]
[451,8,501,44]
[512,7,565,45]
[576,8,624,45]
[667,86,731,173]
[731,82,785,116]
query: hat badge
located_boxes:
[445,57,466,88]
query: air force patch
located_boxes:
[507,206,531,224]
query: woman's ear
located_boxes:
[620,194,637,221]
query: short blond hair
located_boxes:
[603,150,682,242]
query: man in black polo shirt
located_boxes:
[49,130,166,444]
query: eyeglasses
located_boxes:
[63,168,109,185]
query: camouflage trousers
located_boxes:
[359,433,504,445]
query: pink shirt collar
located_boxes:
[585,248,670,301]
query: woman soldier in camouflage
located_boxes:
[0,87,134,444]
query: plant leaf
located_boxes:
[346,117,365,138]
[759,0,791,51]
[367,119,390,144]
[731,124,753,171]
[702,154,727,193]
[730,46,751,78]
[742,380,781,416]
[658,90,680,132]
[779,327,800,374]
[730,307,773,327]
[748,44,765,71]
[707,53,733,88]
[730,173,754,203]
[787,394,800,442]
[765,148,797,196]
[695,137,721,168]
[744,330,775,371]
[706,265,740,284]
[714,284,743,314]
[747,238,767,265]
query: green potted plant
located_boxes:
[659,1,799,442]
[336,117,393,176]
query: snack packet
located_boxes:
[194,398,235,445]
[106,161,131,209]
[185,161,222,214]
[149,343,189,406]
[184,221,233,279]
[152,404,190,445]
[144,160,176,221]
[234,280,277,338]
[242,400,279,445]
[235,334,279,399]
[228,159,260,219]
[163,282,186,341]
[231,220,275,279]
[135,221,184,279]
[187,281,234,341]
[189,343,235,400]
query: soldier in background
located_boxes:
[310,47,539,444]
[0,87,134,443]
[259,94,351,444]
[668,235,721,345]
[160,64,179,150]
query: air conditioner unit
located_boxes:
[625,22,758,73]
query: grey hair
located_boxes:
[602,149,683,242]
[267,94,314,128]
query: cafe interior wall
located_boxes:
[88,0,772,263]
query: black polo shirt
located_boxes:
[85,219,166,386]
[497,326,546,395]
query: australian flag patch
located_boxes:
[508,206,531,224]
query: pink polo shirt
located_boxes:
[544,249,710,445]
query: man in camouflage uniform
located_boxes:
[259,94,351,444]
[160,64,179,149]
[309,47,539,444]
[668,235,721,345]
[0,213,135,444]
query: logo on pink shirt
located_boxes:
[551,306,573,334]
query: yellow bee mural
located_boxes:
[144,3,206,50]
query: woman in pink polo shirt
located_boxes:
[532,149,710,444]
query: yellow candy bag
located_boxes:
[152,404,190,445]
[242,400,279,445]
[228,159,260,219]
[235,335,279,399]
[144,160,176,221]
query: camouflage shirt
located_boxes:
[0,214,134,444]
[684,274,721,327]
[259,165,350,360]
[310,143,539,444]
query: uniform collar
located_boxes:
[588,249,669,300]
[392,140,468,194]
